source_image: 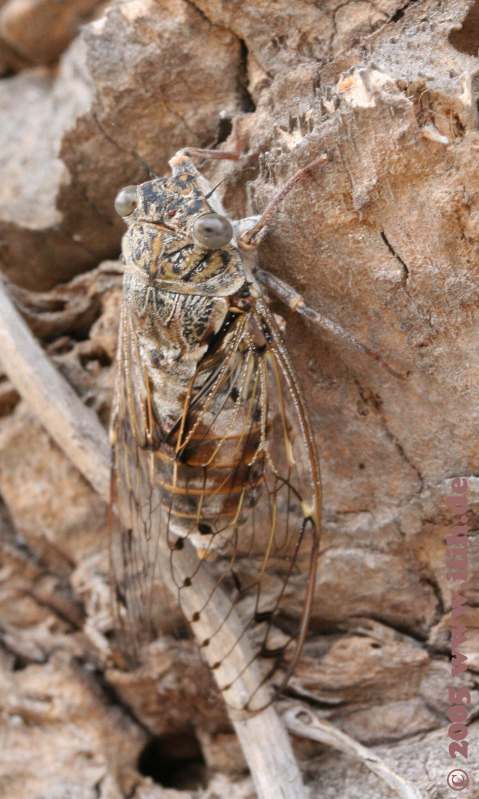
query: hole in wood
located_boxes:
[137,730,207,790]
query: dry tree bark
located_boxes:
[0,1,479,797]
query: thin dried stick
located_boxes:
[284,706,423,799]
[0,279,111,499]
[0,276,306,799]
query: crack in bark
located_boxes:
[378,415,424,493]
[97,112,147,168]
[0,638,47,667]
[353,610,430,642]
[381,230,410,287]
[354,377,424,493]
[22,586,84,629]
[69,174,118,232]
[184,0,257,114]
[92,111,151,178]
[94,776,105,799]
[92,665,153,736]
[184,0,212,27]
[419,574,444,623]
[390,0,420,23]
[160,94,201,142]
[238,38,257,112]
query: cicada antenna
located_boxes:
[134,151,159,178]
[238,153,329,250]
[204,176,229,199]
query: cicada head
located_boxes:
[115,164,232,242]
[114,164,241,292]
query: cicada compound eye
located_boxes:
[192,213,233,250]
[114,185,138,217]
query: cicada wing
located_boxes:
[245,300,321,695]
[109,297,320,711]
[109,303,187,661]
[108,300,257,662]
[163,300,321,710]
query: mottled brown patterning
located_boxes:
[109,150,321,712]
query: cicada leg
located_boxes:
[254,267,408,380]
[231,151,407,380]
[238,154,329,250]
[169,116,244,169]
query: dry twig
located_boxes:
[284,705,423,799]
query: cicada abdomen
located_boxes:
[110,151,321,712]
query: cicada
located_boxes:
[109,147,321,713]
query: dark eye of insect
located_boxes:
[114,185,138,217]
[192,213,233,249]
